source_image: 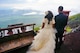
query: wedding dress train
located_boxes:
[26,18,57,53]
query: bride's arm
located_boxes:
[52,24,55,28]
[41,18,45,29]
[41,22,45,29]
[52,18,55,28]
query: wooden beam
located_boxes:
[0,23,35,31]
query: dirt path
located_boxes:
[57,31,80,53]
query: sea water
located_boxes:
[0,15,44,28]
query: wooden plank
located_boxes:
[0,35,33,53]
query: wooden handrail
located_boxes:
[0,23,35,31]
[8,23,23,27]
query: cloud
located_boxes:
[22,12,37,15]
[22,11,44,15]
[0,0,80,15]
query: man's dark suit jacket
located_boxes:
[54,13,68,49]
[55,13,68,30]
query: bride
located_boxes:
[26,11,57,53]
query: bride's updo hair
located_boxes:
[45,11,53,24]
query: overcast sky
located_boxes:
[0,0,80,15]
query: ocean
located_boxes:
[0,15,44,28]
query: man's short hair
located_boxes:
[58,6,63,11]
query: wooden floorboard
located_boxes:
[0,36,33,53]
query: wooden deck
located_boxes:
[0,35,33,53]
[0,23,35,53]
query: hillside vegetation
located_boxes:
[68,13,80,28]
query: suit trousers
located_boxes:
[55,28,64,50]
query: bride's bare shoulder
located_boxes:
[42,18,48,23]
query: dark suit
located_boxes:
[54,13,68,49]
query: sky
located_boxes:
[0,0,80,15]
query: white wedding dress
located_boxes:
[26,18,57,53]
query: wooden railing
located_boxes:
[8,23,23,27]
[0,23,36,37]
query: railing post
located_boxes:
[1,32,3,37]
[17,29,20,34]
[7,29,13,35]
[21,26,26,32]
[0,31,3,37]
[32,24,35,31]
[0,30,5,37]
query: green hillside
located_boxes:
[68,13,80,28]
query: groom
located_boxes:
[54,6,68,50]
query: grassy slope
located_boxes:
[68,13,80,28]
